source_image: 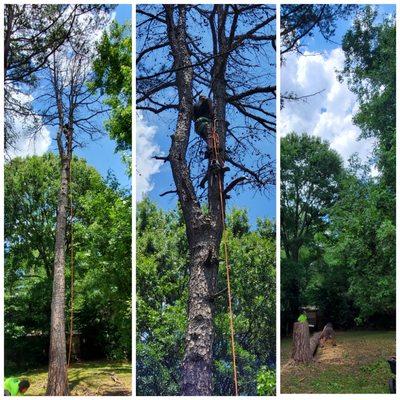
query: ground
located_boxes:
[8,360,132,396]
[281,331,395,394]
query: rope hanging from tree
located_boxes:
[67,144,75,373]
[210,118,239,396]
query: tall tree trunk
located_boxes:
[164,5,228,395]
[182,231,219,395]
[46,154,70,396]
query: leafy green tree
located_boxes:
[92,21,132,154]
[280,133,343,330]
[281,133,343,263]
[340,6,396,194]
[321,158,395,325]
[4,154,131,372]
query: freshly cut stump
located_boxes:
[292,322,312,362]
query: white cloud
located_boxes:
[136,113,163,201]
[8,126,51,159]
[7,91,51,159]
[281,48,375,165]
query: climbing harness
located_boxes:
[209,118,239,396]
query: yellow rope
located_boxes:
[210,119,239,396]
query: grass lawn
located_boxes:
[281,331,395,394]
[6,360,132,396]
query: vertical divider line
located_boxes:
[396,2,399,390]
[0,3,5,396]
[275,2,281,396]
[132,2,136,397]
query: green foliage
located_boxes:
[340,6,396,193]
[92,21,132,154]
[257,366,276,396]
[280,133,343,331]
[281,133,343,258]
[320,162,395,325]
[136,199,276,395]
[4,155,131,371]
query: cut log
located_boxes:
[310,331,322,356]
[292,322,312,362]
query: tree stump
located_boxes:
[292,322,312,362]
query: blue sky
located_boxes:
[11,5,132,190]
[137,6,276,227]
[281,4,396,171]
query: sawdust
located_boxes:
[315,342,346,365]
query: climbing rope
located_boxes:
[210,118,239,396]
[67,140,75,371]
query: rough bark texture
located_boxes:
[310,331,322,355]
[292,322,312,362]
[163,5,226,396]
[292,322,323,363]
[46,153,70,396]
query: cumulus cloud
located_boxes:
[136,113,163,201]
[281,48,375,164]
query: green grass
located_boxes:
[6,360,132,396]
[281,331,395,394]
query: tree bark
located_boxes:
[182,231,219,395]
[292,322,323,363]
[292,322,312,362]
[310,331,322,356]
[163,5,232,395]
[46,141,71,396]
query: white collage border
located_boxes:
[0,1,398,399]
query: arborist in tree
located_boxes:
[4,378,30,396]
[194,94,229,188]
[193,93,214,142]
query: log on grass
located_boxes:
[310,331,322,356]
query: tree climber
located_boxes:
[193,93,214,142]
[4,378,30,396]
[194,94,229,188]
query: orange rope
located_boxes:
[210,119,239,396]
